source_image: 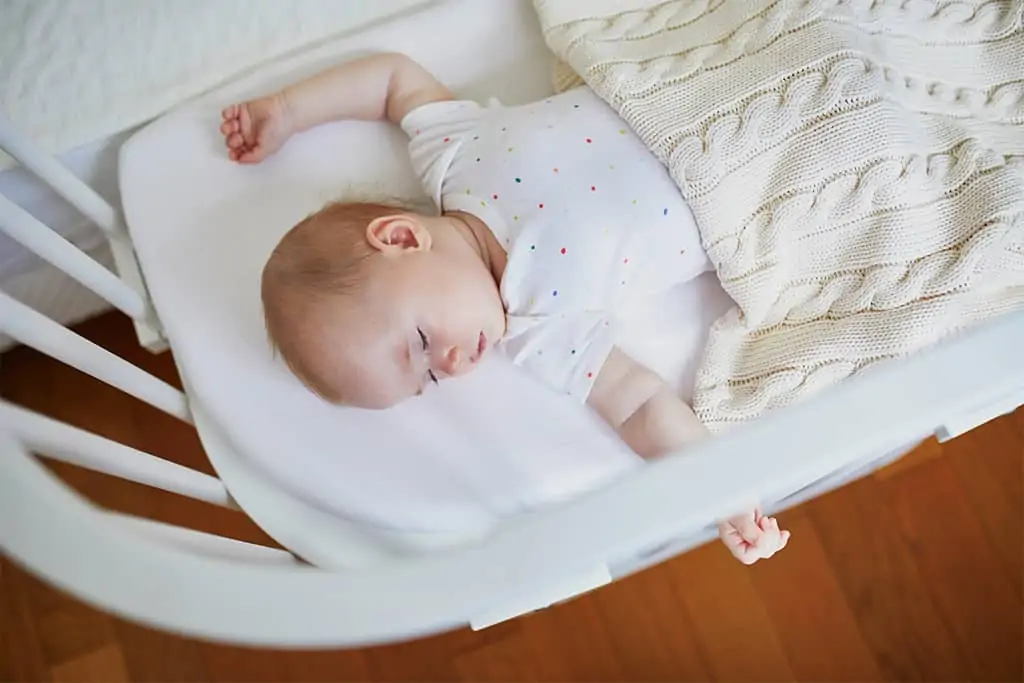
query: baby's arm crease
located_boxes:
[587,348,709,460]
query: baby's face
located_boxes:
[325,245,506,408]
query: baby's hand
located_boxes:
[718,509,790,565]
[220,94,294,164]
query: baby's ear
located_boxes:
[366,214,431,253]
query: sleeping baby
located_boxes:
[219,53,789,565]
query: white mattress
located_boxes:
[1,0,432,171]
[119,0,735,540]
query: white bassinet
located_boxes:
[2,0,1023,647]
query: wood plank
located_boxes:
[806,476,971,681]
[35,604,118,670]
[202,641,378,682]
[664,540,794,682]
[281,649,375,682]
[9,562,77,621]
[5,545,119,672]
[0,559,49,682]
[112,620,209,682]
[749,510,882,682]
[455,595,628,682]
[48,642,129,683]
[589,563,712,681]
[366,623,518,682]
[875,437,943,481]
[202,644,295,682]
[455,636,541,682]
[882,456,1024,681]
[943,416,1023,599]
[6,557,123,676]
[1011,406,1024,437]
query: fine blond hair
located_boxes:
[260,200,406,402]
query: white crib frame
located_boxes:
[2,107,1023,646]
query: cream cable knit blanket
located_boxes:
[533,0,1024,431]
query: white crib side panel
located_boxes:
[0,242,117,352]
[0,118,119,236]
[0,291,190,422]
[107,513,298,565]
[0,194,147,319]
[2,312,1022,648]
[0,401,226,507]
[0,116,164,349]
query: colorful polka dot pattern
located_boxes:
[407,88,709,400]
[462,100,693,297]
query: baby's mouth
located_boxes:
[477,331,488,357]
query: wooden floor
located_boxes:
[2,312,1022,683]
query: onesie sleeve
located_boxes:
[499,312,617,403]
[400,100,484,210]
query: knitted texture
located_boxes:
[534,0,1024,431]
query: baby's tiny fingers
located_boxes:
[721,535,753,563]
[221,105,237,120]
[727,513,762,544]
[736,547,760,565]
[237,146,265,164]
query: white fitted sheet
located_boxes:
[119,0,734,538]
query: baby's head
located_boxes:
[261,201,505,409]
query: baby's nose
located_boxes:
[440,346,467,376]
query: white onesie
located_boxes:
[401,87,712,401]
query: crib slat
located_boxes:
[106,513,298,565]
[0,292,191,423]
[0,117,120,237]
[0,194,149,321]
[0,401,225,507]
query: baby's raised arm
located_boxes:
[278,52,452,129]
[587,348,790,564]
[221,53,451,163]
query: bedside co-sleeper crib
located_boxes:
[2,0,1023,647]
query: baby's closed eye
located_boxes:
[417,327,439,385]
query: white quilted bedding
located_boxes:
[0,0,431,169]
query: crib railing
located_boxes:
[0,119,291,566]
[2,114,1024,647]
[0,117,164,349]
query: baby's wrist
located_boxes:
[274,90,300,135]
